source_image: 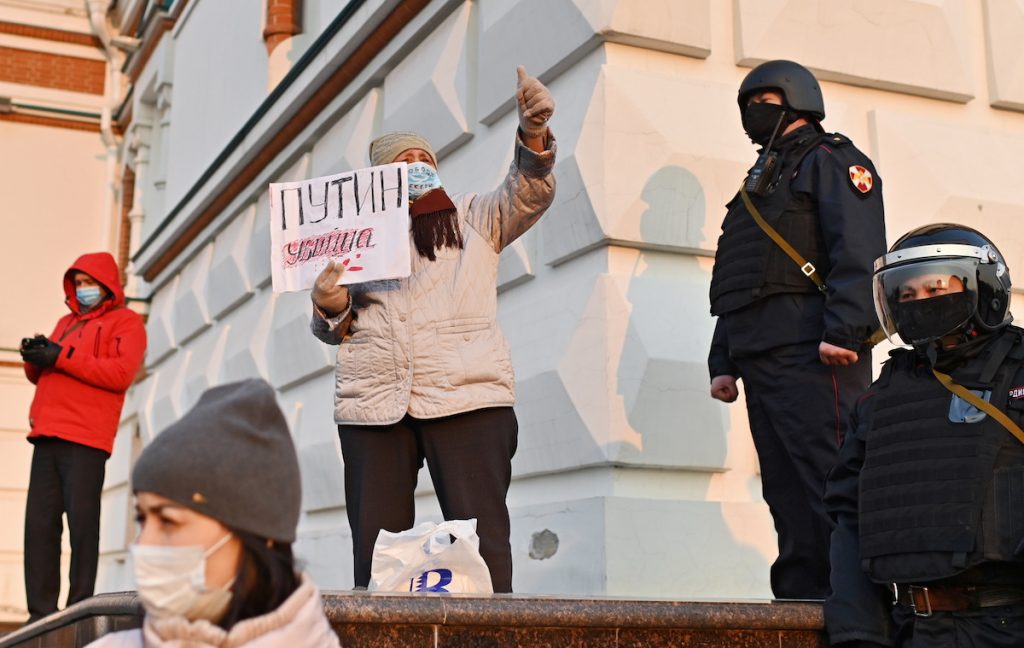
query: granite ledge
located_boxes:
[321,592,824,630]
[0,591,825,648]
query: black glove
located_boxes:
[21,336,61,368]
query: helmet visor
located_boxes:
[873,258,978,346]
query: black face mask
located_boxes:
[892,292,975,346]
[742,102,787,146]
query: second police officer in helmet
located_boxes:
[825,224,1024,647]
[708,60,887,599]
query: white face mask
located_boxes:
[130,533,234,623]
[406,161,442,199]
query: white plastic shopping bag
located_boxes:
[368,519,494,593]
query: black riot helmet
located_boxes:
[873,224,1012,347]
[737,60,825,120]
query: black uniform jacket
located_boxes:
[708,125,886,380]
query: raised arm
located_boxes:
[464,66,557,252]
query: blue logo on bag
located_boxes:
[410,568,453,592]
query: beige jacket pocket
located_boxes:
[336,337,378,399]
[435,318,501,387]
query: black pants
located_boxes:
[338,407,518,592]
[891,602,1024,647]
[733,342,871,599]
[23,437,108,621]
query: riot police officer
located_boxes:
[825,224,1024,647]
[708,60,886,599]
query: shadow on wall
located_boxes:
[638,166,708,249]
[602,165,771,598]
[614,165,727,468]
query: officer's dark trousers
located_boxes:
[891,602,1024,647]
[733,341,871,599]
[23,437,108,622]
[338,407,518,592]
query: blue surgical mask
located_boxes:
[407,162,442,200]
[76,286,103,308]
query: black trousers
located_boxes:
[338,407,518,592]
[733,342,871,599]
[23,437,108,621]
[891,602,1024,647]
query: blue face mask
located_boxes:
[407,162,442,200]
[76,286,103,308]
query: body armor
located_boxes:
[709,133,832,316]
[859,328,1024,582]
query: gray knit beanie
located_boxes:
[369,131,437,167]
[131,379,301,543]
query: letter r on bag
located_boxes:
[410,568,453,592]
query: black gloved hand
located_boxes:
[21,337,61,368]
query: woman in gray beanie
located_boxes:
[87,379,340,647]
[309,66,555,593]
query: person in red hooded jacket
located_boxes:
[19,252,146,622]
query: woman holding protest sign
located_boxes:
[309,66,555,593]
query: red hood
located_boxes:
[63,252,125,315]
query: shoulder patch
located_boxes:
[1010,385,1024,400]
[849,165,874,194]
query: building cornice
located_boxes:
[121,0,189,84]
[0,108,102,132]
[134,0,438,282]
[0,20,101,47]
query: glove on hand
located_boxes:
[311,260,350,317]
[21,336,61,368]
[516,65,554,139]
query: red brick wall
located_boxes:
[263,0,302,54]
[0,46,105,95]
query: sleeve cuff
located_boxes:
[709,360,739,381]
[312,301,350,331]
[514,128,557,178]
[54,345,73,370]
[823,331,862,352]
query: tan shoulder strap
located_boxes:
[738,183,887,346]
[932,369,1024,445]
[738,184,827,294]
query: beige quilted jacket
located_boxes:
[310,134,556,425]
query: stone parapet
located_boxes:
[0,591,825,647]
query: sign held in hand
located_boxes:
[269,162,411,293]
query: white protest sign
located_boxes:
[269,162,411,292]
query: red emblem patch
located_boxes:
[849,165,873,194]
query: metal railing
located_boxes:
[0,594,141,648]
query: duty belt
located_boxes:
[891,583,1024,617]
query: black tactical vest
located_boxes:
[859,329,1024,583]
[709,133,831,316]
